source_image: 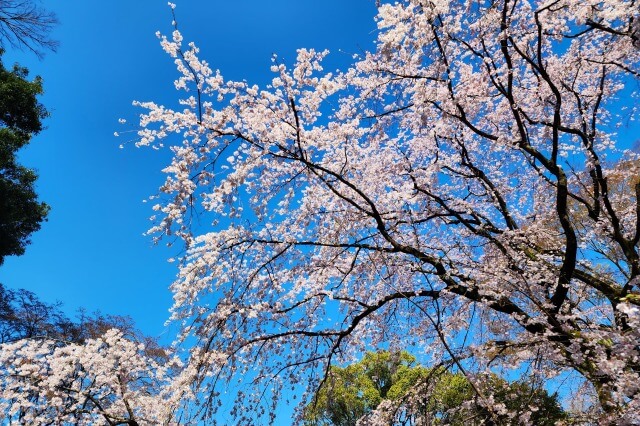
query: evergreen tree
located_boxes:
[0,52,49,265]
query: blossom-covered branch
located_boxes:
[131,0,639,423]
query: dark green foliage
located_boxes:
[0,52,49,265]
[304,351,567,426]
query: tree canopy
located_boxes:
[129,0,640,422]
[304,351,566,426]
[0,54,49,265]
[305,351,423,426]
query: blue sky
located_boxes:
[0,0,377,338]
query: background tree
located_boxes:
[304,351,565,426]
[0,283,169,352]
[0,54,49,265]
[305,351,423,426]
[0,0,57,58]
[130,0,639,423]
[0,282,71,343]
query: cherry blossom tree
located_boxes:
[0,286,191,425]
[131,0,639,423]
[0,329,186,425]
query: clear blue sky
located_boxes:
[0,0,377,338]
